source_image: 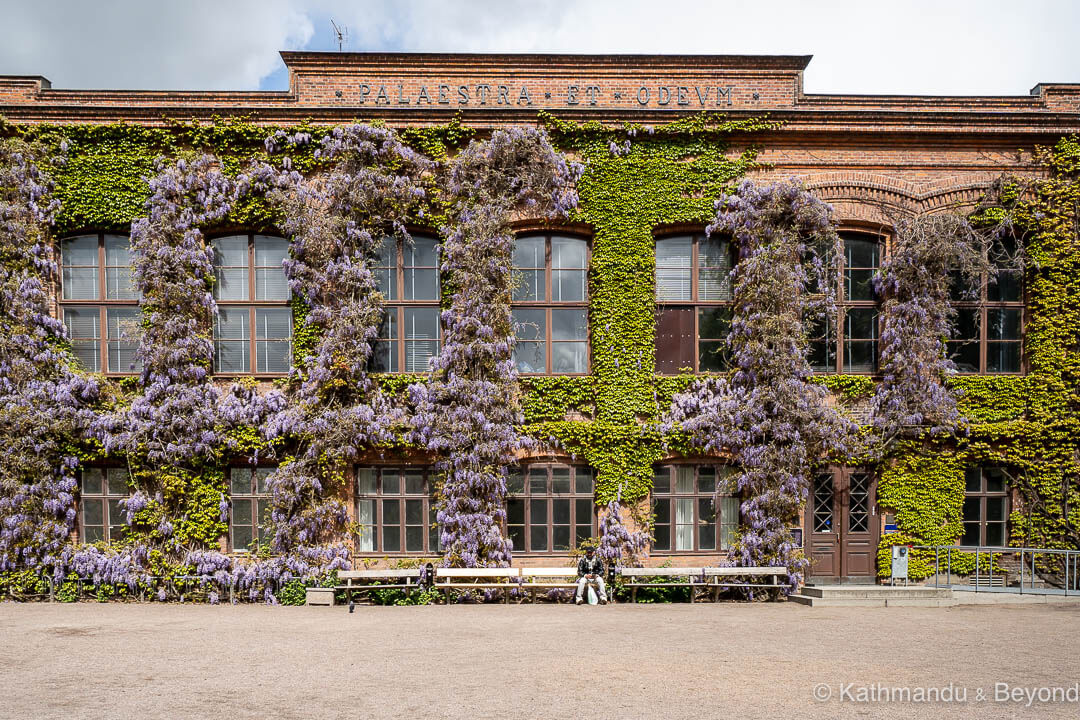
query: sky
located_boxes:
[0,0,1076,96]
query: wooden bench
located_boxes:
[335,569,426,604]
[520,568,580,602]
[618,567,787,602]
[435,567,521,604]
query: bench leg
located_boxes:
[631,587,638,603]
[504,586,510,604]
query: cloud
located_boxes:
[0,0,313,90]
[0,0,1077,95]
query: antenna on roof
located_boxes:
[330,19,349,52]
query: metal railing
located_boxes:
[914,545,1080,596]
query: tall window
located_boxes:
[372,236,441,373]
[507,465,595,553]
[229,467,274,552]
[654,233,734,374]
[212,234,292,374]
[652,465,739,552]
[810,232,881,373]
[355,466,440,554]
[948,235,1023,373]
[512,234,589,374]
[78,467,130,542]
[60,234,141,374]
[962,467,1010,546]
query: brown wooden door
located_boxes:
[806,469,879,579]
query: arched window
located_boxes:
[77,467,131,543]
[651,464,739,552]
[512,234,589,375]
[372,235,441,373]
[211,234,292,375]
[506,464,595,553]
[809,232,881,373]
[948,233,1023,373]
[228,466,274,552]
[354,466,440,554]
[60,234,141,374]
[654,233,734,373]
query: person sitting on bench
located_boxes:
[575,545,608,605]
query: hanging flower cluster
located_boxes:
[596,489,650,568]
[409,128,581,567]
[870,212,1013,449]
[0,137,100,577]
[254,126,433,576]
[664,179,855,589]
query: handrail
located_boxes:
[910,544,1080,596]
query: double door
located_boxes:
[806,469,878,579]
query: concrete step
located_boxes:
[802,585,952,600]
[789,593,958,608]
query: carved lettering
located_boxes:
[476,84,491,104]
[677,86,689,105]
[375,85,389,105]
[637,86,650,105]
[358,83,371,104]
[657,86,671,105]
[397,83,408,104]
[438,84,451,104]
[417,86,432,104]
[695,86,711,106]
[717,86,733,106]
[585,86,600,106]
[497,85,510,105]
[518,86,532,105]
[458,85,469,104]
[567,85,579,105]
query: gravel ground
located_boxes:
[0,600,1077,719]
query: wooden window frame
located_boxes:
[949,243,1025,375]
[654,232,734,375]
[961,467,1011,547]
[651,463,740,553]
[373,235,442,374]
[354,466,440,555]
[211,233,292,377]
[59,233,141,375]
[228,466,274,553]
[811,231,883,375]
[506,464,596,554]
[511,233,590,376]
[77,467,131,543]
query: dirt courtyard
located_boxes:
[0,600,1077,720]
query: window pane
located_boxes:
[65,307,100,339]
[552,236,587,269]
[962,497,981,523]
[988,309,1021,340]
[552,309,587,341]
[553,498,570,524]
[656,237,692,301]
[514,339,547,373]
[213,236,249,301]
[104,235,135,299]
[255,269,290,301]
[214,236,248,265]
[81,468,103,495]
[107,468,129,495]
[404,308,440,372]
[513,308,546,341]
[575,467,594,494]
[552,342,587,374]
[698,237,733,301]
[985,468,1007,493]
[257,341,290,374]
[255,468,273,494]
[513,269,545,302]
[576,498,593,526]
[405,499,424,525]
[985,497,1006,522]
[962,522,981,546]
[82,498,104,526]
[807,314,835,373]
[653,497,671,524]
[405,526,424,552]
[530,525,548,552]
[63,236,99,266]
[653,523,670,551]
[233,498,253,530]
[844,237,879,269]
[375,237,398,301]
[949,308,980,373]
[529,468,547,494]
[531,498,548,524]
[215,341,249,373]
[382,525,401,552]
[719,496,740,549]
[551,468,571,494]
[987,343,1020,373]
[698,498,716,550]
[985,523,1005,547]
[63,267,99,300]
[697,467,716,494]
[214,268,249,301]
[844,308,878,372]
[357,468,377,495]
[216,307,250,340]
[513,236,545,269]
[507,498,525,525]
[107,308,141,373]
[675,466,694,494]
[405,235,439,266]
[553,525,571,551]
[653,467,670,494]
[552,270,586,302]
[507,469,525,495]
[382,499,401,525]
[382,470,401,495]
[965,467,982,492]
[404,269,439,301]
[255,309,292,373]
[356,499,375,552]
[230,468,250,495]
[254,235,288,265]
